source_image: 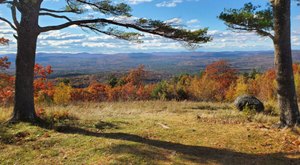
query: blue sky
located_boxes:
[0,0,299,54]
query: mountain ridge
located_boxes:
[2,50,300,77]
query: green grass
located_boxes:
[0,101,300,165]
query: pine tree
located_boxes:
[219,1,300,127]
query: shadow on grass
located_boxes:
[54,125,300,165]
[95,121,119,130]
[105,144,170,164]
[186,105,232,111]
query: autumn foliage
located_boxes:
[0,61,54,105]
[34,64,54,104]
[0,37,8,45]
[71,65,149,102]
[3,57,300,105]
[190,60,238,101]
[0,57,14,105]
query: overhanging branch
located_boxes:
[39,18,174,39]
[227,24,274,41]
[40,8,82,14]
[39,12,72,22]
[75,0,125,16]
[39,18,211,43]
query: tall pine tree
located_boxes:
[219,1,300,127]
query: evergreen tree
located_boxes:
[219,1,300,127]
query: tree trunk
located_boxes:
[11,1,41,122]
[273,0,300,127]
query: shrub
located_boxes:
[241,104,258,121]
[87,83,109,101]
[151,81,172,100]
[35,90,54,105]
[263,100,279,116]
[36,108,78,124]
[108,76,118,88]
[188,76,218,101]
[225,76,249,101]
[254,69,277,101]
[136,84,154,100]
[71,88,93,102]
[53,83,72,105]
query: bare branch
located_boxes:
[39,12,72,22]
[0,17,17,30]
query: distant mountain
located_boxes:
[2,51,300,77]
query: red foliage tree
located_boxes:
[203,60,238,100]
[87,82,109,101]
[34,64,54,94]
[32,64,54,105]
[124,65,147,86]
[0,57,14,105]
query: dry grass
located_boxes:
[0,101,299,165]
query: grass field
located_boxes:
[0,101,300,165]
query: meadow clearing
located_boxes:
[0,101,299,165]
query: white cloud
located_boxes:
[156,0,183,7]
[39,31,86,40]
[292,35,300,46]
[82,42,118,48]
[1,18,300,54]
[203,30,274,50]
[127,0,152,5]
[187,19,199,24]
[108,15,139,24]
[156,0,201,8]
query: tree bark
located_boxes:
[11,1,41,122]
[273,0,300,127]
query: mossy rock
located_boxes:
[234,95,264,113]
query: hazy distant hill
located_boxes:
[2,51,300,77]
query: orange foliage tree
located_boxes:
[87,83,109,101]
[70,65,151,102]
[204,60,238,89]
[251,69,276,101]
[190,60,238,101]
[34,64,54,104]
[124,65,146,86]
[107,65,148,101]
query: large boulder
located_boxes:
[234,95,264,112]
